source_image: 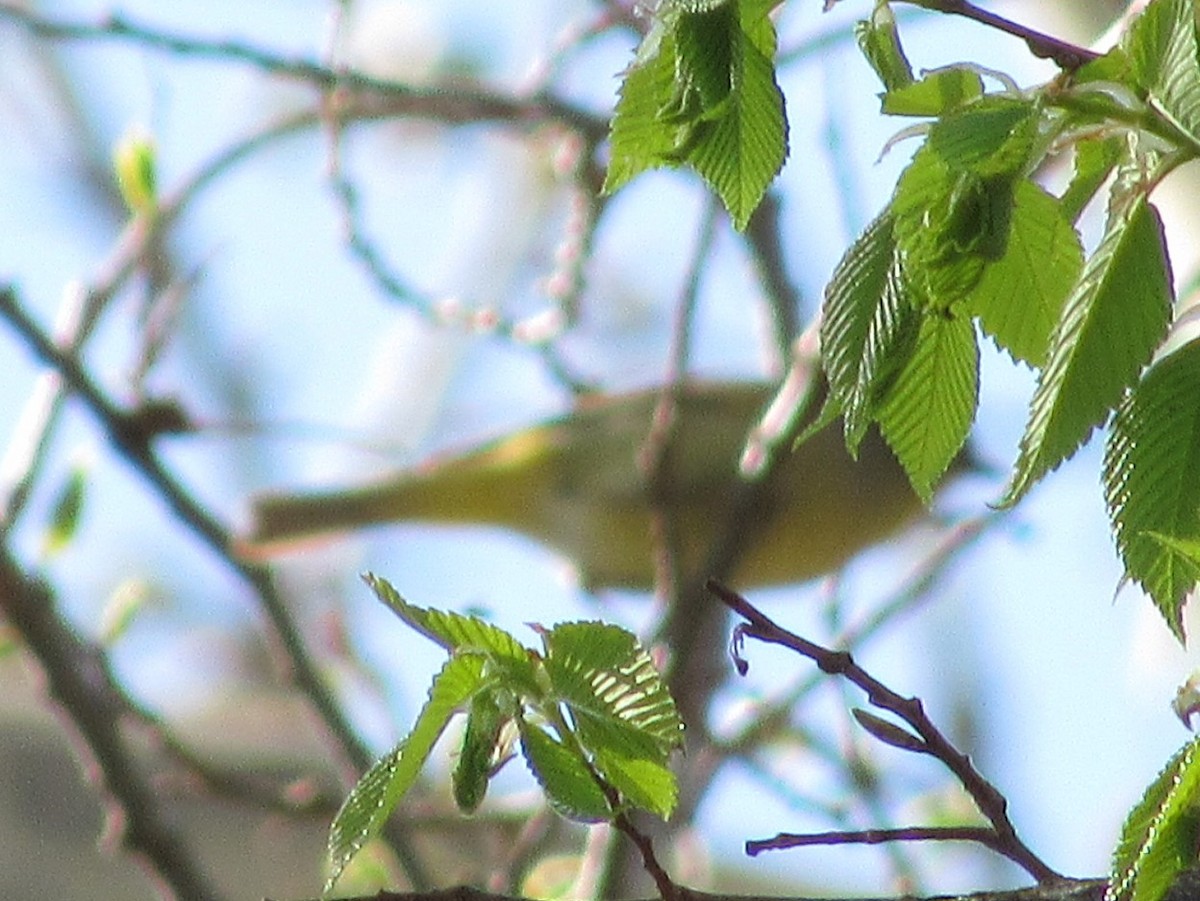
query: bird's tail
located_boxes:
[234,482,413,560]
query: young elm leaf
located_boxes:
[42,463,88,557]
[882,67,984,117]
[1108,735,1200,901]
[453,690,509,814]
[325,653,487,896]
[1104,336,1200,641]
[364,574,538,691]
[518,719,613,823]
[590,746,678,820]
[855,2,914,93]
[1004,193,1172,508]
[542,621,684,761]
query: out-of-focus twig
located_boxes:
[0,112,314,530]
[0,285,431,890]
[0,5,609,141]
[0,546,222,901]
[743,191,803,371]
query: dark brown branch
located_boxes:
[0,547,221,901]
[748,825,1016,857]
[268,878,1109,901]
[711,581,1062,885]
[894,1,1100,71]
[0,286,431,889]
[613,811,683,901]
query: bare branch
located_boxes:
[0,547,222,901]
[892,1,1100,71]
[748,825,1011,856]
[0,285,431,889]
[268,878,1109,901]
[712,581,1062,885]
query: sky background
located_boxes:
[2,1,1198,898]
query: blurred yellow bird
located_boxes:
[238,381,956,590]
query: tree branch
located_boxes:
[267,878,1109,901]
[0,547,222,901]
[893,1,1100,71]
[0,285,431,889]
[712,581,1062,885]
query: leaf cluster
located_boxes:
[323,575,684,896]
[605,0,1200,648]
[826,5,1200,901]
[605,6,1200,896]
[604,0,788,229]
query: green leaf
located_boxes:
[686,4,788,228]
[325,653,487,895]
[1003,193,1173,506]
[364,574,537,690]
[1104,337,1200,641]
[965,179,1084,367]
[453,690,509,814]
[42,463,88,557]
[925,97,1037,175]
[1058,137,1123,226]
[892,102,1039,313]
[518,718,613,822]
[665,2,736,126]
[1072,44,1133,88]
[855,1,914,92]
[1148,533,1200,569]
[877,310,979,503]
[604,0,787,229]
[846,269,922,451]
[821,212,898,413]
[1124,0,1200,144]
[113,124,157,215]
[819,212,921,449]
[605,22,685,191]
[543,622,684,762]
[590,747,678,820]
[882,67,984,117]
[1107,735,1200,901]
[100,578,154,645]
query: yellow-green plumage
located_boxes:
[240,382,939,590]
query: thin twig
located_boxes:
[642,196,722,611]
[613,812,682,901]
[743,191,803,372]
[0,112,314,530]
[711,580,1063,885]
[894,1,1100,71]
[748,825,1013,857]
[600,190,720,899]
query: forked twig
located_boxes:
[710,579,1063,885]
